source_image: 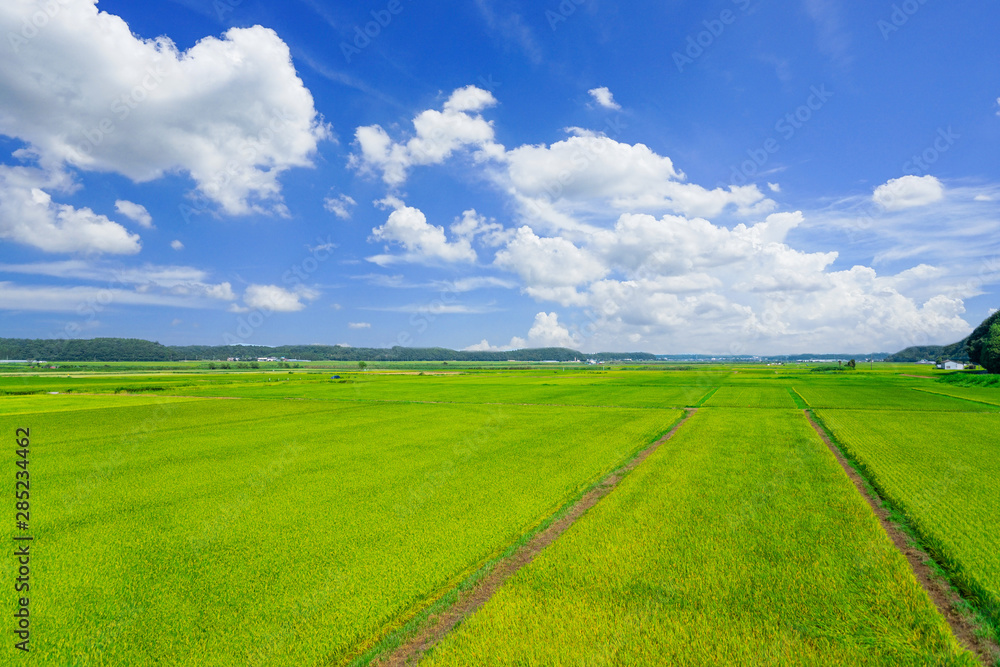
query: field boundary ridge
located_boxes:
[365,409,698,667]
[804,409,999,666]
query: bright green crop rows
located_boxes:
[0,370,723,408]
[0,393,204,415]
[425,408,974,665]
[913,386,1000,408]
[0,395,681,665]
[1,367,994,664]
[168,372,721,408]
[815,409,1000,629]
[703,385,798,408]
[796,385,998,411]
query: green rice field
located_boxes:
[424,408,975,665]
[1,364,998,665]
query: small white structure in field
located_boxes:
[937,360,964,370]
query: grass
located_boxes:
[813,409,1000,645]
[0,391,680,665]
[702,385,798,408]
[795,384,1000,411]
[1,366,995,664]
[423,408,976,665]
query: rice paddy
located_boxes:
[1,364,997,665]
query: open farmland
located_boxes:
[814,410,1000,636]
[423,408,976,665]
[0,386,682,665]
[1,365,998,665]
[796,384,1000,412]
[701,385,799,408]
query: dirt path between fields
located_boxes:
[375,409,698,667]
[803,410,998,665]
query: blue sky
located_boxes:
[0,0,998,354]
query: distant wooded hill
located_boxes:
[886,310,1000,363]
[0,338,656,363]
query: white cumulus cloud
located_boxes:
[369,196,477,265]
[0,166,140,254]
[351,85,503,187]
[505,131,775,221]
[0,0,329,215]
[588,87,621,111]
[242,284,319,312]
[114,200,153,228]
[873,175,945,211]
[466,311,581,351]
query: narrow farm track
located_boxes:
[803,410,999,665]
[374,409,699,667]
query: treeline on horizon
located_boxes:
[0,338,657,363]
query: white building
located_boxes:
[937,360,964,370]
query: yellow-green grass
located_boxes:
[2,370,722,409]
[702,385,799,408]
[0,393,206,415]
[814,409,1000,630]
[0,397,681,665]
[796,385,999,411]
[914,385,1000,407]
[423,408,975,666]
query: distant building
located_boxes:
[937,360,964,370]
[915,359,935,365]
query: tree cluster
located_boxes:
[967,311,1000,374]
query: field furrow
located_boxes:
[1,399,682,665]
[422,408,974,665]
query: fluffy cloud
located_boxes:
[242,284,319,313]
[0,166,140,254]
[114,200,153,228]
[505,131,775,221]
[171,240,184,251]
[369,197,477,265]
[0,0,329,215]
[588,87,621,111]
[873,175,944,211]
[522,311,580,347]
[494,226,607,304]
[357,86,983,353]
[351,86,503,186]
[449,209,510,247]
[486,208,972,353]
[466,311,581,351]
